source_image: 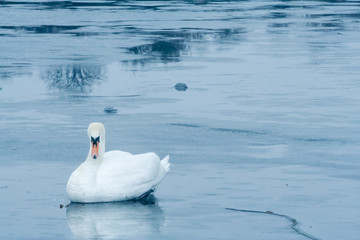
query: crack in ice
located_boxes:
[225,207,321,240]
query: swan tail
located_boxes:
[161,155,170,172]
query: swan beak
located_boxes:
[91,142,99,159]
[91,136,100,159]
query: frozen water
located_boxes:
[1,0,360,239]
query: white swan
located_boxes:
[66,122,170,203]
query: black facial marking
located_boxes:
[91,136,100,147]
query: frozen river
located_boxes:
[1,0,360,239]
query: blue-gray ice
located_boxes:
[0,1,359,239]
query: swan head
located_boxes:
[88,122,105,160]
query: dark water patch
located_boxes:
[0,33,14,37]
[305,13,360,20]
[128,40,186,63]
[125,27,244,64]
[0,0,193,11]
[0,1,121,10]
[185,0,210,5]
[170,123,202,128]
[154,28,245,40]
[120,3,169,11]
[44,65,105,93]
[203,193,218,196]
[306,21,345,32]
[12,62,32,66]
[72,32,103,37]
[292,137,347,144]
[308,41,336,49]
[211,127,266,136]
[267,12,290,19]
[113,94,141,98]
[253,4,298,11]
[270,22,292,28]
[121,25,140,31]
[142,29,196,39]
[0,64,30,69]
[0,25,83,34]
[122,27,245,40]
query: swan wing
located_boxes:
[95,151,163,200]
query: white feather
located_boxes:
[66,122,170,203]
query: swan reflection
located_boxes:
[66,196,165,239]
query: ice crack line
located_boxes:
[225,207,321,240]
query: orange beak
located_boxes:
[91,142,99,159]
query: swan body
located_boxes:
[66,122,170,203]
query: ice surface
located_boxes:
[1,0,360,239]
